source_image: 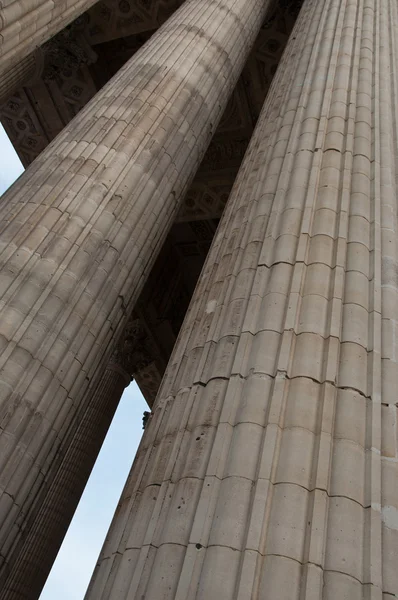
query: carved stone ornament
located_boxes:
[111,318,155,377]
[42,19,97,83]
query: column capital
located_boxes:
[0,15,97,106]
[41,19,97,84]
[108,318,155,385]
[0,0,99,81]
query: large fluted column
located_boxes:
[0,0,98,81]
[85,0,398,598]
[0,0,273,593]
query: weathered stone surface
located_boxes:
[2,363,128,600]
[0,0,273,596]
[0,315,157,599]
[85,0,398,597]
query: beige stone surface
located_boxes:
[2,363,128,600]
[85,0,398,597]
[0,0,98,80]
[0,316,157,598]
[0,0,273,596]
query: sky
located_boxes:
[40,382,147,600]
[0,124,148,599]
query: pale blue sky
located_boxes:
[0,124,148,600]
[40,382,146,600]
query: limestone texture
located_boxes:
[85,0,398,598]
[0,0,272,596]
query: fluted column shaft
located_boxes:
[0,0,98,81]
[85,0,398,598]
[0,0,273,591]
[1,362,130,600]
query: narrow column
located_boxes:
[1,368,128,600]
[0,0,98,81]
[0,330,132,600]
[85,0,398,598]
[0,319,145,599]
[0,0,273,594]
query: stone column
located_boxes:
[0,0,98,82]
[85,0,398,598]
[0,0,273,594]
[0,318,154,599]
[1,365,129,600]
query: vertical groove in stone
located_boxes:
[0,0,273,593]
[379,0,398,597]
[84,0,398,598]
[0,0,98,80]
